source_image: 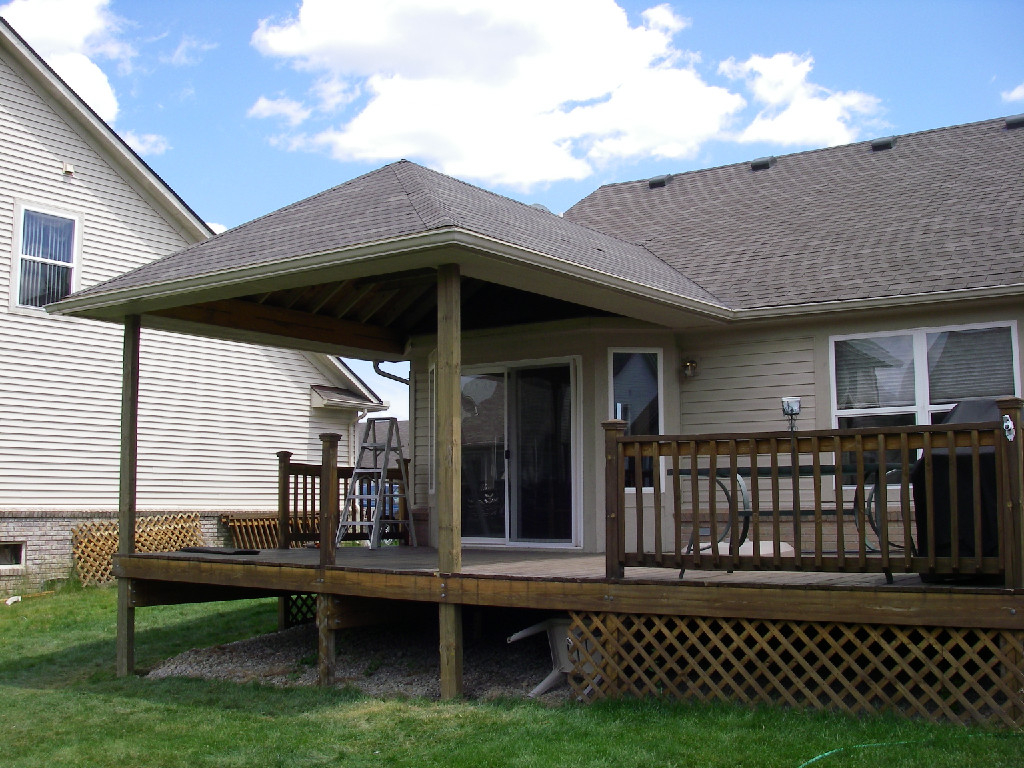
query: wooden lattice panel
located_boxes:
[221,513,319,549]
[72,514,204,586]
[282,594,317,628]
[568,611,1024,728]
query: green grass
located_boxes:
[1,584,1022,767]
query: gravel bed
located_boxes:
[147,612,571,702]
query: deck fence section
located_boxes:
[604,397,1024,586]
[270,448,413,551]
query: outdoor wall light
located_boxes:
[681,359,698,378]
[781,397,801,432]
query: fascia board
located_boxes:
[48,228,734,322]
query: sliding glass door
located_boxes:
[460,362,575,545]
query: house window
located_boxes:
[831,323,1019,480]
[0,542,25,568]
[16,207,77,307]
[610,349,662,488]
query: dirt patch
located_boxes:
[147,608,572,702]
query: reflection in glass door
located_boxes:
[510,365,573,543]
[459,363,574,545]
[460,373,506,539]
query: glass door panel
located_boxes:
[510,365,573,543]
[460,373,506,539]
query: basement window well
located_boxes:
[0,542,25,567]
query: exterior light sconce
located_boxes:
[681,359,698,378]
[781,396,801,432]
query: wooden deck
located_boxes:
[116,546,1024,631]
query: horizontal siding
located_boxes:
[0,51,359,512]
[680,333,816,434]
[412,363,432,506]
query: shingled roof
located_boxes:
[67,160,717,309]
[564,116,1024,311]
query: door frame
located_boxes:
[461,355,582,549]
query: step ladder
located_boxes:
[336,417,417,550]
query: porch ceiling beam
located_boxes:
[151,298,405,356]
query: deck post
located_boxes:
[319,434,340,567]
[603,420,627,579]
[317,594,337,685]
[116,315,141,677]
[997,397,1024,589]
[436,263,463,698]
[277,450,293,549]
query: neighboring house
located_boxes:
[0,18,383,591]
[50,115,1024,556]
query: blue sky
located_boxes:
[2,0,1023,417]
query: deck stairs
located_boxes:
[336,417,416,550]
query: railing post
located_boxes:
[604,420,627,579]
[277,450,293,550]
[319,434,341,567]
[997,397,1024,589]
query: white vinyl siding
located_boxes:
[0,48,359,512]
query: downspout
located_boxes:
[373,360,410,386]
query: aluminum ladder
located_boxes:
[336,417,416,550]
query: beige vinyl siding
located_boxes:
[410,361,432,507]
[0,48,357,512]
[678,332,816,434]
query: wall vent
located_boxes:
[750,156,775,171]
[870,136,896,151]
[1006,114,1024,130]
[648,174,671,189]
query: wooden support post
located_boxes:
[116,315,141,678]
[603,420,627,579]
[319,434,340,566]
[436,263,463,699]
[317,594,336,685]
[997,397,1024,589]
[277,450,293,550]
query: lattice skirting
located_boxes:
[220,514,319,549]
[71,514,204,586]
[567,611,1024,728]
[280,594,317,628]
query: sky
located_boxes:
[2,0,1023,419]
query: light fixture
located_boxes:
[781,397,801,432]
[681,359,698,378]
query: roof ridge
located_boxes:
[578,114,1013,197]
[391,160,460,229]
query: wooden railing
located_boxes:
[604,397,1024,586]
[275,437,412,552]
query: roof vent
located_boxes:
[750,156,775,172]
[1006,114,1024,130]
[530,203,552,214]
[870,136,896,151]
[648,174,671,189]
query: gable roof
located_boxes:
[56,160,718,314]
[0,17,211,242]
[565,116,1024,312]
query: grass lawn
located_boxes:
[1,582,1022,767]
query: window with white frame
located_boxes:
[15,206,78,308]
[610,349,662,488]
[832,322,1019,479]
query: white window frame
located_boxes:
[0,541,26,571]
[10,200,81,313]
[829,320,1021,428]
[608,347,665,491]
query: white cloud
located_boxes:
[719,53,881,146]
[206,222,228,234]
[249,0,743,189]
[249,1,883,188]
[248,95,313,127]
[121,130,170,156]
[0,0,132,122]
[162,35,217,67]
[1002,82,1024,103]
